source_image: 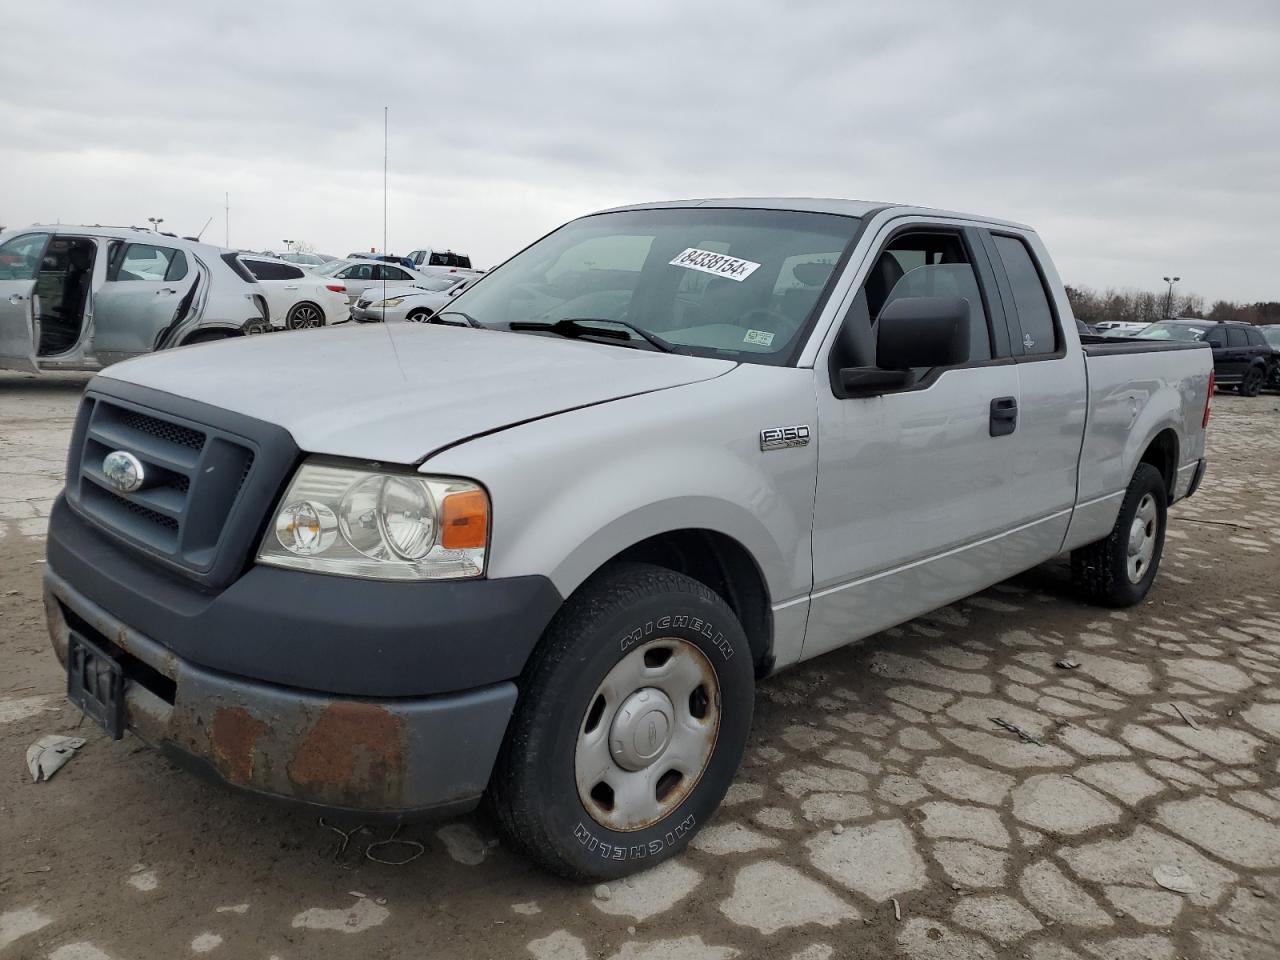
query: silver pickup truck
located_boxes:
[44,198,1213,880]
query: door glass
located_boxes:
[873,233,993,364]
[1227,327,1248,347]
[991,234,1058,356]
[115,244,178,282]
[0,233,51,280]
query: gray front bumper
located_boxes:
[45,568,516,817]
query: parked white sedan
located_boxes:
[315,258,436,306]
[351,275,471,323]
[239,255,350,328]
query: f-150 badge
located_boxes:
[760,425,810,451]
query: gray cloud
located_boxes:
[1,0,1276,301]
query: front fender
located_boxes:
[423,365,818,605]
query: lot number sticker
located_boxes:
[669,248,761,283]
[743,329,775,346]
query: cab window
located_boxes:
[991,234,1058,356]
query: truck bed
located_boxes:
[1080,336,1210,357]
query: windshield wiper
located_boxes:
[432,310,484,328]
[508,318,681,354]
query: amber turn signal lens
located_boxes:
[440,490,489,550]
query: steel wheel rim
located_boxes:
[293,305,320,328]
[1126,492,1158,583]
[575,637,720,832]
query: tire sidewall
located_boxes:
[527,584,754,879]
[1108,465,1167,604]
[288,303,322,329]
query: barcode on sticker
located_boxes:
[744,329,774,346]
[669,248,761,283]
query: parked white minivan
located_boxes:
[0,226,270,373]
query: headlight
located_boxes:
[257,460,488,580]
[373,297,405,307]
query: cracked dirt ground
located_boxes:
[2,372,1278,960]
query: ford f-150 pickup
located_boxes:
[44,198,1213,880]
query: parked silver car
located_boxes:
[351,275,470,322]
[0,226,270,372]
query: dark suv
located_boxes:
[1135,319,1275,396]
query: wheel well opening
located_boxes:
[1140,429,1178,503]
[613,530,774,677]
[181,329,241,346]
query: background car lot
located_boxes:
[239,255,350,328]
[2,373,1278,960]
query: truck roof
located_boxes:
[594,197,1033,231]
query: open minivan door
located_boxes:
[0,231,51,373]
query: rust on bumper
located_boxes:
[45,568,517,816]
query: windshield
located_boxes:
[1135,322,1209,342]
[442,207,861,364]
[1262,326,1280,346]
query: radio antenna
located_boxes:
[380,105,405,379]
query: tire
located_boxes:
[1239,367,1264,397]
[1071,463,1168,607]
[286,302,325,329]
[488,562,755,881]
[406,308,433,323]
[242,319,271,336]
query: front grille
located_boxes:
[118,409,204,451]
[70,396,257,576]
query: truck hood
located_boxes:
[100,324,736,463]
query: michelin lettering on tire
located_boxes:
[573,814,697,862]
[620,615,735,660]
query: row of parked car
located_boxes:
[0,226,479,373]
[1080,317,1280,396]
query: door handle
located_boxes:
[157,288,177,295]
[283,285,299,290]
[990,396,1018,437]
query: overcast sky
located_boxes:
[2,1,1276,303]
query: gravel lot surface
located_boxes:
[2,372,1278,960]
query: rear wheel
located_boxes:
[1239,366,1264,397]
[287,302,324,329]
[488,562,754,880]
[1072,463,1168,607]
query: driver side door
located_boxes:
[0,232,51,372]
[804,220,1023,659]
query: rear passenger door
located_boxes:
[980,230,1088,558]
[92,242,193,364]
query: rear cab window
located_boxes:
[988,233,1059,357]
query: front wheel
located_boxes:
[1071,463,1168,607]
[488,562,754,880]
[406,308,434,323]
[1240,367,1264,397]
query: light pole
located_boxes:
[282,240,295,253]
[1162,276,1181,318]
[147,217,164,233]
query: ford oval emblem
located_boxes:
[102,451,145,493]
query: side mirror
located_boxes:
[837,296,971,397]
